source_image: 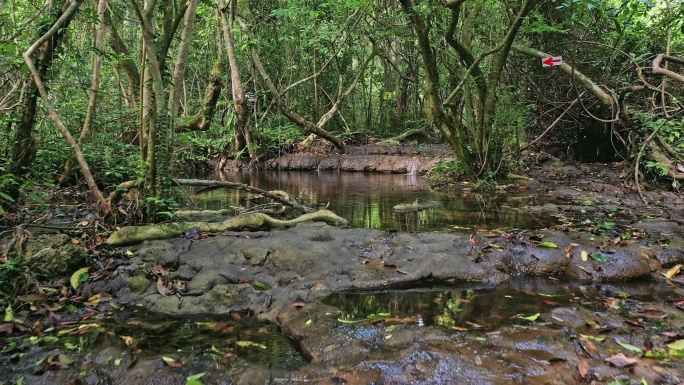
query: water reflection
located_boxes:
[181,170,555,232]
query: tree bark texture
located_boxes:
[9,0,75,182]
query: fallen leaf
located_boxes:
[616,340,643,353]
[157,277,169,296]
[605,353,637,367]
[580,338,597,357]
[162,356,183,368]
[538,242,558,248]
[70,267,90,290]
[581,250,588,261]
[0,323,13,334]
[577,360,589,378]
[4,305,13,322]
[666,339,684,350]
[666,264,683,279]
[517,313,541,321]
[590,253,609,263]
[580,334,606,342]
[236,340,267,349]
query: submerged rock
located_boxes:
[393,198,443,213]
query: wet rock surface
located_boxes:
[5,152,684,384]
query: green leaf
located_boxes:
[70,267,90,289]
[580,334,606,342]
[162,356,177,362]
[538,242,558,248]
[27,192,45,204]
[187,373,205,381]
[517,313,540,321]
[666,339,684,350]
[598,221,615,229]
[607,379,631,385]
[4,305,14,322]
[590,253,609,263]
[337,317,363,324]
[253,281,270,290]
[616,340,643,353]
[367,312,391,319]
[0,191,14,202]
[236,340,267,349]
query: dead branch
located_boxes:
[173,179,314,213]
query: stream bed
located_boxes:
[3,166,684,384]
[184,170,558,232]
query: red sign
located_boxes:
[542,56,563,67]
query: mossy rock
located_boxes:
[129,275,152,294]
[26,243,87,279]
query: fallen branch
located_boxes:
[376,128,429,146]
[173,178,314,213]
[652,54,684,83]
[106,209,348,246]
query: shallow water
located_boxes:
[182,170,557,232]
[324,277,677,330]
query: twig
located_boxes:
[520,97,580,152]
[634,119,668,204]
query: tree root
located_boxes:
[106,209,348,246]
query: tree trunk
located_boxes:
[218,0,253,159]
[8,0,74,195]
[58,0,107,186]
[23,0,110,215]
[398,0,472,173]
[103,7,141,104]
[168,0,199,118]
[176,59,224,132]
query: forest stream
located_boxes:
[3,156,684,385]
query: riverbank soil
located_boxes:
[2,147,684,384]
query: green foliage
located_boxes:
[474,171,498,192]
[632,111,684,179]
[427,160,469,192]
[645,161,669,177]
[254,117,304,154]
[0,257,29,303]
[145,196,179,222]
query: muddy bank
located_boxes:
[218,144,454,174]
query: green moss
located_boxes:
[129,275,151,294]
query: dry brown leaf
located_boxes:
[580,338,597,357]
[605,353,637,367]
[156,277,169,296]
[666,264,683,279]
[577,360,589,378]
